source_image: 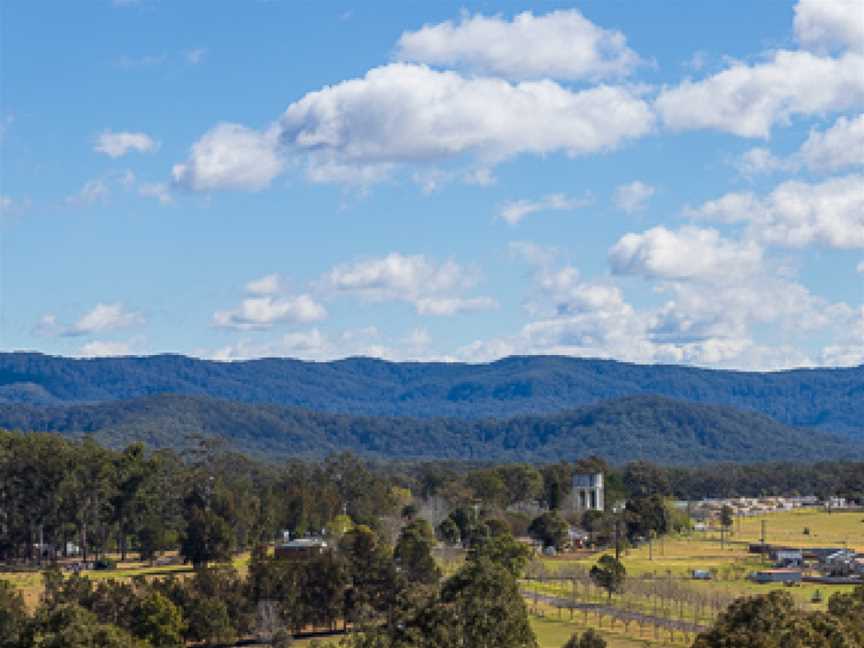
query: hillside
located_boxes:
[1,393,859,464]
[1,352,862,438]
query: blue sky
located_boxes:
[1,0,862,369]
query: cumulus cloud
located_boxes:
[798,113,864,171]
[655,50,864,138]
[692,174,864,249]
[498,193,590,225]
[735,147,790,177]
[609,226,763,281]
[94,130,159,158]
[613,180,655,213]
[395,9,641,81]
[323,252,495,316]
[794,0,864,53]
[65,179,110,206]
[414,296,498,316]
[172,123,284,191]
[736,114,864,176]
[245,273,285,296]
[280,63,654,165]
[476,230,858,370]
[35,303,142,337]
[77,340,133,357]
[213,295,326,331]
[210,325,450,363]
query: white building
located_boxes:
[571,473,604,512]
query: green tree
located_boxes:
[622,461,671,498]
[439,558,538,648]
[33,603,148,648]
[180,504,233,568]
[394,520,440,586]
[184,596,235,646]
[467,529,531,578]
[693,591,829,648]
[133,591,184,648]
[0,580,31,648]
[589,555,626,601]
[540,463,572,510]
[528,511,569,550]
[436,518,461,546]
[563,629,606,648]
[624,495,670,541]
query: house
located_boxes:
[773,549,803,568]
[568,527,590,548]
[751,569,802,584]
[274,538,328,561]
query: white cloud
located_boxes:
[138,182,173,204]
[799,113,864,171]
[414,296,498,316]
[279,63,654,166]
[692,174,864,249]
[172,123,284,191]
[323,252,494,316]
[736,114,864,176]
[324,253,467,301]
[819,307,864,366]
[213,295,326,331]
[655,50,864,138]
[185,48,207,65]
[609,226,763,281]
[794,0,864,53]
[468,230,858,370]
[412,168,451,194]
[210,326,451,363]
[499,193,589,225]
[857,261,864,274]
[395,9,641,81]
[735,147,790,176]
[66,303,141,336]
[613,180,655,213]
[245,273,284,296]
[35,303,142,338]
[77,340,133,357]
[463,167,496,186]
[65,179,110,206]
[94,130,159,158]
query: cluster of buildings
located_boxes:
[687,496,829,521]
[749,544,864,585]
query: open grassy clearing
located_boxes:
[733,508,864,551]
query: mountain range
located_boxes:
[1,352,862,463]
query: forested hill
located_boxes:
[0,393,859,464]
[1,352,863,438]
